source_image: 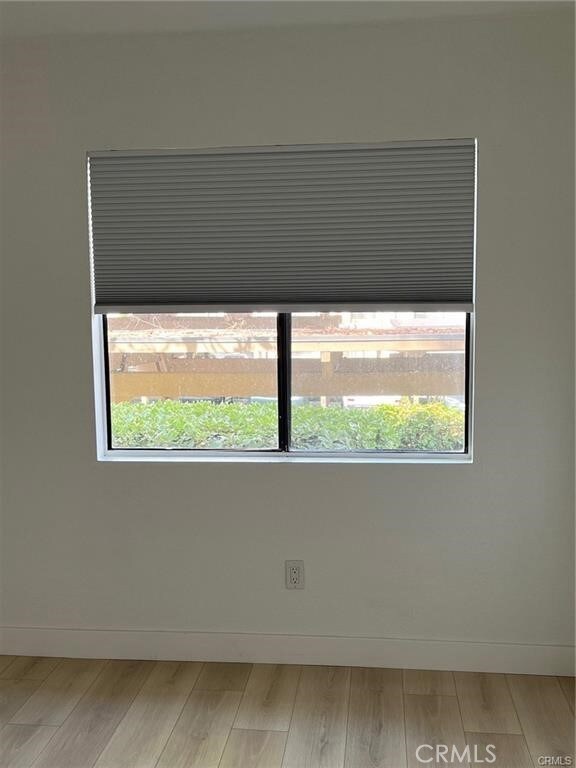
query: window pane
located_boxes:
[291,312,467,452]
[106,313,278,449]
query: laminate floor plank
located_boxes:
[194,662,252,691]
[9,659,106,727]
[0,657,17,676]
[282,665,350,768]
[0,681,41,726]
[219,729,287,768]
[93,661,202,768]
[0,658,62,682]
[404,695,466,768]
[454,672,521,734]
[465,732,533,768]
[558,676,575,714]
[155,690,242,768]
[0,724,58,768]
[403,670,456,696]
[507,674,574,764]
[345,667,406,768]
[33,659,153,768]
[234,664,301,731]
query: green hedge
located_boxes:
[111,400,464,452]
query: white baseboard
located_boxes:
[1,626,573,675]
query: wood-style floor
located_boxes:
[0,656,573,767]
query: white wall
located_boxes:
[1,10,574,673]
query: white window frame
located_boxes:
[91,313,475,464]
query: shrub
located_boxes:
[111,399,464,452]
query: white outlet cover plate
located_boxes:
[285,560,305,589]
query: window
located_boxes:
[105,313,278,450]
[89,140,476,460]
[100,310,470,456]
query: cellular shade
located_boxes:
[88,140,476,313]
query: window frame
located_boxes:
[92,312,474,463]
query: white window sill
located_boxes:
[97,449,473,464]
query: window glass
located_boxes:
[290,312,466,452]
[103,311,468,455]
[106,313,278,449]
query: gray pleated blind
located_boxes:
[88,140,476,312]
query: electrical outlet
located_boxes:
[285,560,305,589]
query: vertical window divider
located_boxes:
[277,313,292,452]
